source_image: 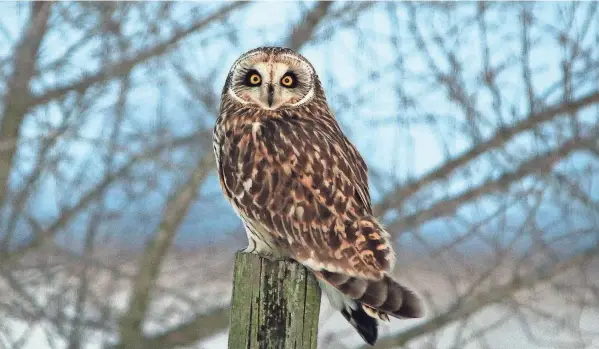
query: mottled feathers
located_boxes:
[214,47,424,345]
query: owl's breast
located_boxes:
[214,112,267,207]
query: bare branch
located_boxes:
[374,90,599,216]
[361,243,599,349]
[0,2,52,204]
[117,154,214,348]
[386,133,597,234]
[285,1,334,51]
[28,2,248,107]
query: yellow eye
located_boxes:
[281,75,294,87]
[249,73,261,85]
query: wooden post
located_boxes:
[228,252,321,349]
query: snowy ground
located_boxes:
[1,247,598,349]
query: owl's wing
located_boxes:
[219,116,393,280]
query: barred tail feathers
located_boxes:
[317,279,378,345]
[316,270,424,345]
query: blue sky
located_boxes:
[1,2,597,250]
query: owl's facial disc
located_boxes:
[229,54,314,110]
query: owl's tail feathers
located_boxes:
[317,277,379,345]
[315,270,424,345]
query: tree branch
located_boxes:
[28,2,247,108]
[0,132,201,265]
[285,1,334,50]
[374,90,599,216]
[358,242,599,349]
[117,154,214,348]
[111,307,229,349]
[386,133,598,234]
[0,2,52,204]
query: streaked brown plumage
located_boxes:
[213,46,423,345]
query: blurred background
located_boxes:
[0,1,598,349]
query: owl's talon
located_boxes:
[239,246,286,262]
[240,246,255,254]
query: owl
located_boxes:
[213,46,423,345]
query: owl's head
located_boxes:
[222,47,321,110]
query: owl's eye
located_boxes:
[244,70,262,86]
[280,72,297,88]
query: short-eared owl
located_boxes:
[213,46,423,345]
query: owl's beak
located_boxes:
[267,84,274,107]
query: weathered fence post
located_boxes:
[228,251,321,349]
